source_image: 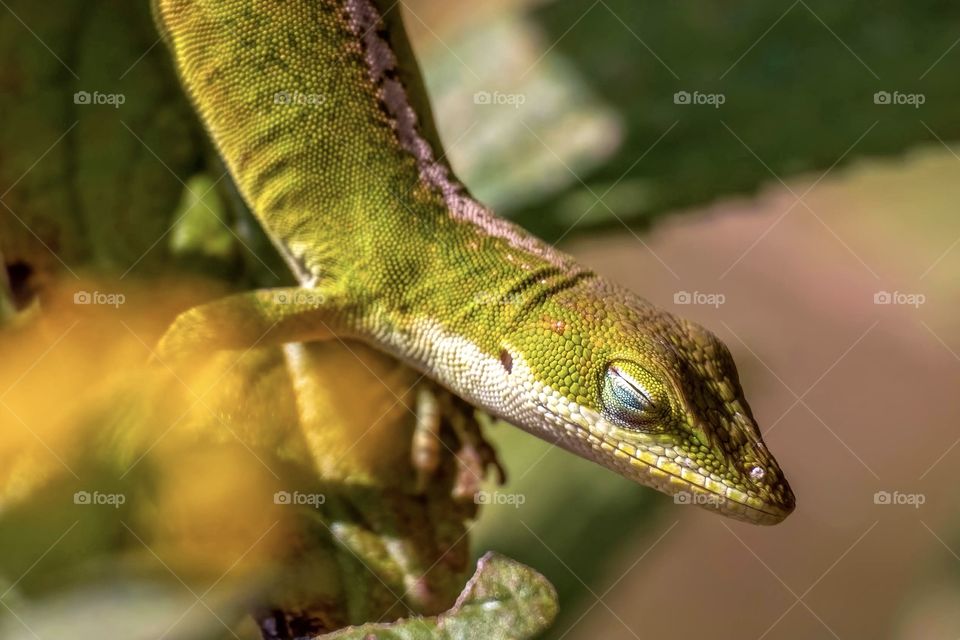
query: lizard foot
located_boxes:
[411,383,505,500]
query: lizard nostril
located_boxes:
[749,466,766,481]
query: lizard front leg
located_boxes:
[156,287,505,501]
[155,286,357,366]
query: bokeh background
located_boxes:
[2,0,960,638]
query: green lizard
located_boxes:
[153,0,795,525]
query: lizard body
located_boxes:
[154,0,795,524]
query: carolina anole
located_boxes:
[153,0,795,525]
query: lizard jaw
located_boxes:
[534,402,795,525]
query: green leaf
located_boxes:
[321,552,558,640]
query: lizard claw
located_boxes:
[410,383,505,500]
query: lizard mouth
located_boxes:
[614,443,792,525]
[546,412,794,525]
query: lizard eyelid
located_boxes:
[607,365,651,408]
[600,362,667,432]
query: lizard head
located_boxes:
[499,277,795,525]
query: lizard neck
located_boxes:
[283,1,584,324]
[335,0,588,341]
[339,0,573,271]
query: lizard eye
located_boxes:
[600,361,668,431]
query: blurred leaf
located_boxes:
[0,0,206,279]
[417,0,960,239]
[421,12,622,213]
[0,276,488,636]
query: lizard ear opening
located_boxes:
[499,348,513,373]
[600,361,668,432]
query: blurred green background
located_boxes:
[2,0,960,638]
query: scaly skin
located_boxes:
[153,0,795,524]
